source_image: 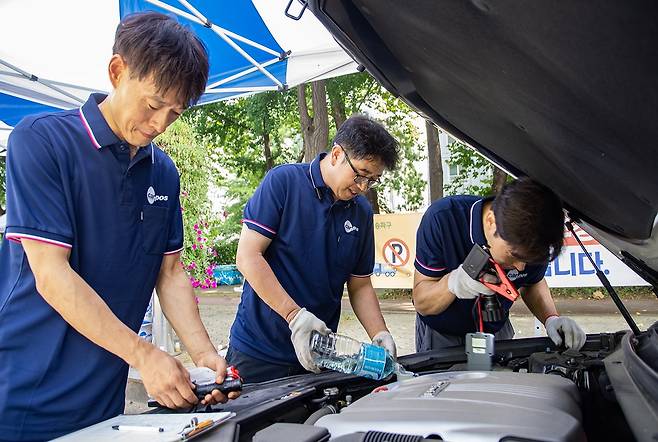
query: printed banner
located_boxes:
[371,213,647,288]
[372,212,423,289]
[544,226,649,287]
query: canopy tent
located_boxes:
[0,0,356,132]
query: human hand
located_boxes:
[135,343,197,409]
[372,330,397,359]
[289,308,330,372]
[194,351,241,405]
[447,264,495,299]
[545,315,586,350]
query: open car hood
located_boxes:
[307,0,658,286]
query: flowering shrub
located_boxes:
[157,120,239,290]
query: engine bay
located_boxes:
[190,330,654,441]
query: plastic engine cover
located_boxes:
[315,371,585,441]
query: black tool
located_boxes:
[193,377,243,398]
[462,244,520,326]
[147,376,243,408]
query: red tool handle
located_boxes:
[480,258,520,302]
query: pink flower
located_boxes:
[192,244,197,250]
[197,236,203,242]
[199,244,204,249]
[194,224,199,230]
[210,281,217,288]
[192,281,200,288]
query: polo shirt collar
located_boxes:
[308,152,328,199]
[469,196,494,246]
[78,93,122,149]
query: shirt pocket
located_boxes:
[141,205,169,255]
[336,232,359,272]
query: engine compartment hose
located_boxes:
[304,404,338,425]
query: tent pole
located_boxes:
[0,59,85,105]
[207,57,281,89]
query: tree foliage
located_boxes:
[443,138,511,196]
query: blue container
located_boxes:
[213,264,244,286]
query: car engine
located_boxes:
[315,371,585,441]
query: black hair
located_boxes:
[333,114,400,170]
[113,12,209,107]
[492,177,564,263]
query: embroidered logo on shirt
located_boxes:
[344,220,359,233]
[506,269,527,281]
[146,186,169,204]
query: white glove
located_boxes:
[447,264,495,300]
[372,330,397,359]
[289,308,331,372]
[545,315,586,350]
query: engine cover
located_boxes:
[315,371,585,441]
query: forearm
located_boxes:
[521,280,558,323]
[34,260,147,367]
[413,274,455,315]
[156,266,216,363]
[237,252,299,322]
[347,279,388,339]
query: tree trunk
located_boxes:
[298,80,330,162]
[426,120,443,202]
[263,130,274,171]
[366,188,380,214]
[492,166,508,194]
[330,96,347,131]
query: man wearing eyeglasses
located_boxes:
[226,115,400,382]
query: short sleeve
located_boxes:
[351,209,375,277]
[414,210,450,277]
[242,167,287,239]
[4,126,73,249]
[164,178,184,255]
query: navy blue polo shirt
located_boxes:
[414,196,547,336]
[0,93,183,440]
[229,153,375,365]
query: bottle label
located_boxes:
[357,344,387,380]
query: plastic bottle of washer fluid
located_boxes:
[310,331,414,380]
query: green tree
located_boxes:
[444,138,512,196]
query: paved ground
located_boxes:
[125,288,657,413]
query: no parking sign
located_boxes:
[382,238,410,267]
[372,213,423,289]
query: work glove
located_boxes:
[372,330,397,359]
[447,264,495,300]
[289,308,331,372]
[545,315,586,350]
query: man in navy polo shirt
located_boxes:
[227,115,400,383]
[0,13,236,441]
[413,178,586,351]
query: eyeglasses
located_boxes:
[339,145,381,189]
